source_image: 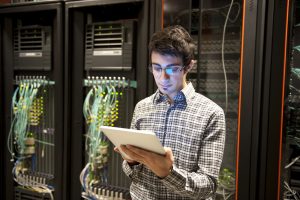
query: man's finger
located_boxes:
[114,147,120,153]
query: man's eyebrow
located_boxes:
[151,63,181,67]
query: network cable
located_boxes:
[81,76,124,199]
[7,76,55,199]
[221,0,236,114]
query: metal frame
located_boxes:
[236,0,266,199]
[0,2,65,200]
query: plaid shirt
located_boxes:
[122,83,226,200]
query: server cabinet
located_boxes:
[259,0,300,199]
[156,0,266,200]
[65,0,151,199]
[0,2,65,200]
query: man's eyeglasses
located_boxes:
[149,64,184,77]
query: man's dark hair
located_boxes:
[148,25,196,67]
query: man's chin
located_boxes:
[159,88,169,95]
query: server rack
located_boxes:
[65,0,151,199]
[0,1,65,200]
[157,0,266,199]
[258,0,300,199]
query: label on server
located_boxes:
[19,52,43,57]
[93,50,122,56]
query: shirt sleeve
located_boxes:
[160,109,226,199]
[122,160,133,178]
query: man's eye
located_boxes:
[153,66,162,71]
[165,68,174,74]
[166,67,179,73]
[172,67,180,72]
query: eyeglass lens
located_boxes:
[150,64,182,76]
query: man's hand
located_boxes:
[114,147,139,165]
[118,145,174,178]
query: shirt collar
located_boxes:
[152,82,195,105]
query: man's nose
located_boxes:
[160,69,170,79]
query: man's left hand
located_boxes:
[120,145,174,178]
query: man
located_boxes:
[115,25,226,199]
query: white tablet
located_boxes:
[100,126,165,160]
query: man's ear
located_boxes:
[184,60,196,73]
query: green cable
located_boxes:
[10,79,42,157]
[82,78,128,189]
[34,139,54,146]
[7,86,20,158]
[83,82,120,168]
[293,45,300,52]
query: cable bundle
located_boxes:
[7,76,55,199]
[81,76,125,199]
[8,76,45,158]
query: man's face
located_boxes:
[151,51,187,101]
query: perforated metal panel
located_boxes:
[14,25,51,70]
[85,21,136,71]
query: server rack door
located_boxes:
[281,1,300,198]
[0,2,65,200]
[159,0,265,199]
[161,1,241,199]
[65,1,149,199]
[262,0,300,199]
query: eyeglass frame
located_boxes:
[148,63,185,77]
